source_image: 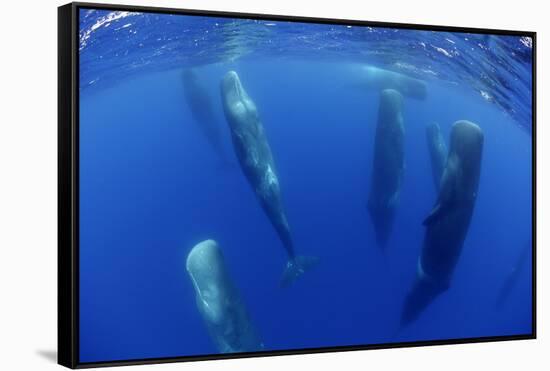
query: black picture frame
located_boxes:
[58,2,537,369]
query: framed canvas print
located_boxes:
[58,2,536,368]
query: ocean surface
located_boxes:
[78,8,533,363]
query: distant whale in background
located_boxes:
[220,70,319,287]
[426,122,447,191]
[186,239,263,353]
[496,240,531,308]
[357,65,427,100]
[401,120,484,327]
[182,68,227,161]
[367,89,405,250]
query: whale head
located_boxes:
[221,71,241,101]
[450,120,484,167]
[186,239,264,353]
[379,88,404,116]
[447,120,484,204]
[221,70,259,131]
[186,240,227,324]
[186,240,224,285]
[221,71,246,112]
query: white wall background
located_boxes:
[0,0,545,370]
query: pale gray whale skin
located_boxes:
[401,120,484,327]
[186,239,263,353]
[182,68,227,161]
[220,70,318,287]
[367,89,405,250]
[357,65,427,100]
[426,122,447,191]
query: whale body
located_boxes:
[367,89,405,249]
[220,70,318,287]
[186,239,263,353]
[401,120,484,327]
[182,68,227,161]
[358,65,427,100]
[426,122,447,191]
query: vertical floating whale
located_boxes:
[367,89,405,249]
[220,71,318,287]
[401,120,484,327]
[182,68,227,161]
[426,122,447,191]
[186,239,263,353]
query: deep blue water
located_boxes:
[78,9,533,363]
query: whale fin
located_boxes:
[422,202,445,226]
[422,162,459,226]
[280,256,320,288]
[423,197,461,226]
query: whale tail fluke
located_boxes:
[280,255,320,288]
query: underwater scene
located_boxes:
[78,8,534,363]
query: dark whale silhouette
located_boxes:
[401,120,484,327]
[426,122,447,191]
[182,68,228,162]
[220,70,318,287]
[367,89,405,250]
